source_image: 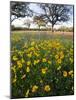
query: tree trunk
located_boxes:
[38,25,40,40]
[28,24,30,29]
[51,24,54,33]
[51,23,54,39]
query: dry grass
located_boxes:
[11,30,73,36]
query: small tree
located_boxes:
[34,16,46,29]
[24,19,32,29]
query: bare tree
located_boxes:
[10,1,33,23]
[24,19,32,29]
[34,16,46,29]
[39,4,71,32]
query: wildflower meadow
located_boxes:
[11,32,74,98]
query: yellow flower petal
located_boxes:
[13,56,18,61]
[26,67,30,72]
[27,61,31,66]
[44,85,51,92]
[41,68,48,74]
[42,58,47,62]
[63,71,68,77]
[32,85,38,93]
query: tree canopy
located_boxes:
[10,1,33,22]
[38,4,71,32]
[34,16,46,29]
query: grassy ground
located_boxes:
[11,31,74,98]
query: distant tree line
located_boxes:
[11,25,73,32]
[56,26,73,32]
[11,25,51,31]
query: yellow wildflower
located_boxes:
[29,47,35,51]
[68,70,73,75]
[69,58,73,63]
[31,41,35,46]
[34,60,37,65]
[44,85,51,92]
[48,60,51,64]
[68,70,74,78]
[34,60,40,65]
[57,66,61,70]
[11,65,16,73]
[32,85,38,93]
[17,61,22,68]
[37,59,40,63]
[57,59,62,64]
[13,56,18,61]
[21,58,25,63]
[18,51,23,56]
[55,51,64,60]
[27,61,31,66]
[41,67,48,74]
[12,78,16,83]
[71,74,74,78]
[40,80,43,83]
[60,51,64,59]
[56,42,60,46]
[27,53,32,58]
[42,58,47,62]
[63,71,68,77]
[26,67,30,72]
[55,55,59,59]
[34,52,40,57]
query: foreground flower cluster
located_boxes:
[11,33,74,98]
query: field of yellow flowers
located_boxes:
[11,32,74,98]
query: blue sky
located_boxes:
[12,3,73,29]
